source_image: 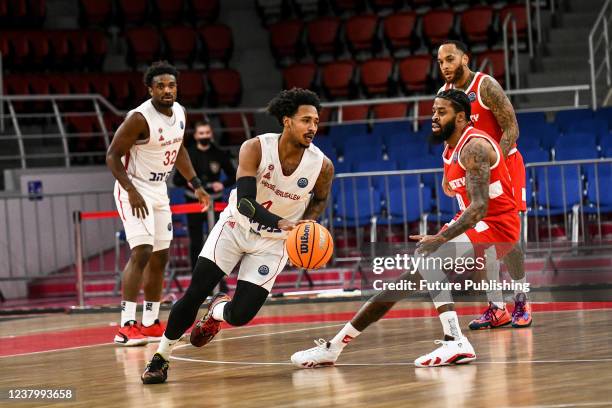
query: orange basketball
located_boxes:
[286,222,334,269]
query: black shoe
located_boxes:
[141,353,169,384]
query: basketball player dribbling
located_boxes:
[292,90,520,368]
[437,40,532,330]
[106,61,210,346]
[141,88,335,384]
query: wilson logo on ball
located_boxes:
[300,224,311,254]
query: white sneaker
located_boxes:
[291,339,341,368]
[414,337,476,368]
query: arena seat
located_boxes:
[398,54,432,93]
[198,23,234,65]
[499,4,528,39]
[79,0,112,27]
[282,62,318,90]
[321,60,356,99]
[154,0,184,24]
[360,57,394,97]
[207,68,242,106]
[48,31,71,67]
[422,9,455,49]
[190,0,219,23]
[118,0,149,26]
[344,14,380,57]
[307,16,342,60]
[460,5,494,46]
[269,19,304,64]
[554,109,593,132]
[384,185,432,223]
[340,105,370,122]
[382,11,418,56]
[178,70,206,107]
[163,26,197,65]
[6,32,30,67]
[218,112,255,145]
[85,30,107,67]
[125,27,161,66]
[536,166,583,215]
[29,31,51,66]
[373,103,409,120]
[475,50,506,87]
[334,187,381,227]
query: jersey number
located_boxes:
[163,150,177,166]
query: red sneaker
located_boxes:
[468,302,511,330]
[140,319,166,342]
[511,293,533,328]
[114,320,147,346]
[190,292,231,347]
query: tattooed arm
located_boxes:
[302,157,335,220]
[439,138,495,241]
[480,76,519,158]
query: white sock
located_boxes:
[485,253,505,309]
[330,322,361,349]
[513,276,527,296]
[211,301,228,321]
[156,334,179,360]
[142,301,160,327]
[439,311,463,340]
[120,300,137,326]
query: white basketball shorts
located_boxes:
[200,210,289,292]
[114,180,172,252]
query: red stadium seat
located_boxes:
[67,30,88,66]
[416,100,433,123]
[422,9,455,49]
[5,74,30,95]
[307,16,342,59]
[155,0,184,23]
[118,0,148,25]
[207,68,242,106]
[282,62,318,90]
[126,27,161,66]
[48,31,71,66]
[345,14,380,57]
[318,106,333,134]
[107,72,132,108]
[28,75,50,111]
[178,70,206,107]
[198,23,233,65]
[398,54,432,93]
[6,32,30,67]
[47,74,71,94]
[360,57,394,96]
[329,0,366,16]
[29,0,46,26]
[321,60,356,99]
[269,19,304,63]
[340,105,369,122]
[219,112,255,145]
[460,5,494,46]
[79,0,112,27]
[382,11,418,56]
[0,35,9,63]
[28,31,50,66]
[163,26,197,64]
[104,113,124,136]
[86,30,108,67]
[9,0,27,25]
[499,4,528,39]
[475,50,506,88]
[190,0,219,23]
[90,74,113,102]
[373,103,408,120]
[127,72,148,105]
[69,75,92,94]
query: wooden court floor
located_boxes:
[1,301,612,408]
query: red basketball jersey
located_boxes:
[443,126,517,219]
[442,72,516,151]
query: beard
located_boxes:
[428,120,456,145]
[451,65,465,84]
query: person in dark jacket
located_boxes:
[173,120,236,290]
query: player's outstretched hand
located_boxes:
[409,234,446,257]
[195,187,210,212]
[127,188,149,219]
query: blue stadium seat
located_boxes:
[601,135,612,157]
[554,109,593,132]
[343,144,384,166]
[334,187,382,227]
[382,185,433,224]
[373,120,412,140]
[522,122,559,150]
[517,111,546,129]
[517,134,541,151]
[521,147,549,164]
[429,191,459,225]
[593,107,612,129]
[566,119,609,143]
[536,166,583,215]
[555,131,599,160]
[328,123,369,152]
[585,163,612,213]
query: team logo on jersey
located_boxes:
[179,121,184,129]
[468,91,476,102]
[268,164,274,171]
[452,152,459,163]
[297,178,308,188]
[258,265,270,275]
[210,161,220,173]
[167,222,172,231]
[228,221,236,229]
[158,128,163,133]
[159,135,165,142]
[263,172,271,180]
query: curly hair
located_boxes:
[436,89,471,120]
[143,60,179,87]
[266,88,321,126]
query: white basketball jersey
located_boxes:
[226,133,325,239]
[122,99,186,189]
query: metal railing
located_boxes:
[502,11,521,90]
[0,86,592,171]
[589,0,612,109]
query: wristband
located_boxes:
[190,176,203,189]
